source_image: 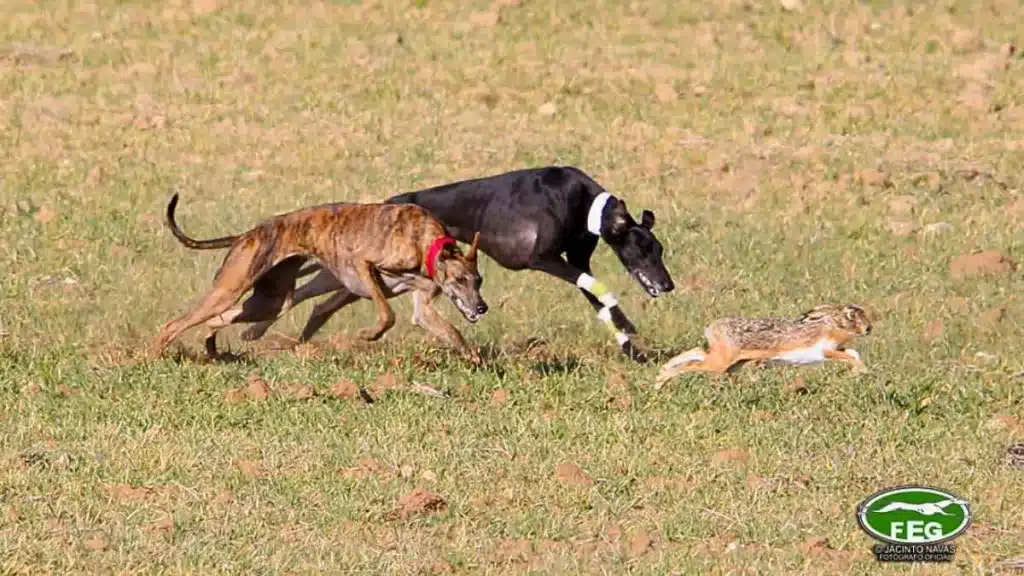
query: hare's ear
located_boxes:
[797,306,829,322]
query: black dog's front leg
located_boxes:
[566,245,638,336]
[531,256,648,363]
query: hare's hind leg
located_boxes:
[655,347,708,388]
[669,342,740,375]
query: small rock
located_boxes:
[1001,43,1017,58]
[779,0,803,11]
[923,222,953,236]
[537,102,556,117]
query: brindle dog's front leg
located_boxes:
[411,287,481,364]
[353,260,395,341]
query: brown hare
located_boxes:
[656,304,872,388]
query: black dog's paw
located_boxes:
[611,308,638,335]
[621,339,649,364]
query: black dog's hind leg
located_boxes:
[531,256,648,363]
[566,243,638,336]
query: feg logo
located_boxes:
[856,485,971,563]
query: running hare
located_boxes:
[656,304,872,387]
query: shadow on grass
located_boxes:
[165,345,257,366]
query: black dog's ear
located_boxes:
[609,200,629,236]
[641,209,655,230]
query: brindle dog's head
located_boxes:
[434,233,488,323]
[601,199,675,297]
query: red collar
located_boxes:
[425,236,457,279]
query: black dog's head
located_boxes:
[600,199,675,297]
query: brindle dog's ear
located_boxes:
[641,209,655,230]
[467,232,480,262]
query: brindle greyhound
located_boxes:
[240,166,675,362]
[151,194,488,362]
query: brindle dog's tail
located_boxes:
[165,193,237,250]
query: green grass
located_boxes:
[2,0,1023,573]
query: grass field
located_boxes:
[2,0,1023,573]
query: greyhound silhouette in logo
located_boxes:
[874,499,967,517]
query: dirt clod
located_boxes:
[245,375,271,400]
[330,378,361,399]
[390,487,447,520]
[628,527,653,557]
[712,450,749,465]
[490,388,510,407]
[555,462,593,486]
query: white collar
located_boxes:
[586,192,613,236]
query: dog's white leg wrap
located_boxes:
[576,273,629,346]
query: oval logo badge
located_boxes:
[857,485,971,545]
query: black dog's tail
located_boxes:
[384,191,417,205]
[165,193,237,250]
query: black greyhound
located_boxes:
[240,166,675,361]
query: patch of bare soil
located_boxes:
[490,388,510,407]
[388,487,447,520]
[711,450,749,466]
[949,250,1016,280]
[106,483,154,501]
[554,463,593,486]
